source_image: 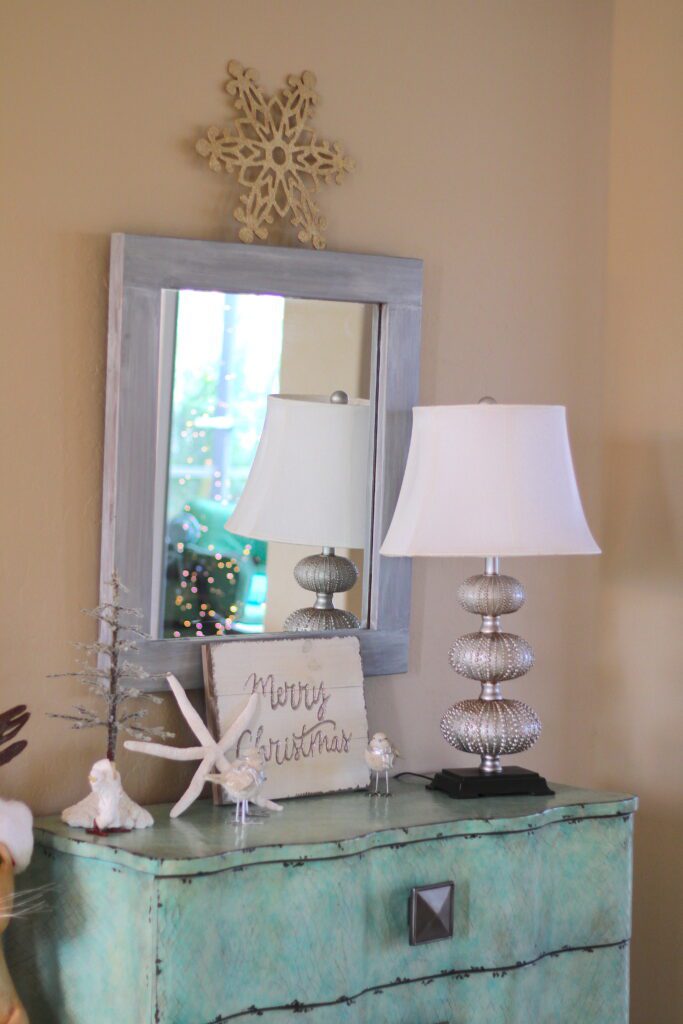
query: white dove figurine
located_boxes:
[207,748,270,825]
[364,732,400,796]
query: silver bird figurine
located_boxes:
[364,732,400,795]
[206,748,267,825]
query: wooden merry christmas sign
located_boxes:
[203,635,370,801]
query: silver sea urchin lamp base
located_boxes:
[430,557,553,799]
[283,390,362,633]
[283,547,361,632]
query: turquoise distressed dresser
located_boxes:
[7,780,636,1023]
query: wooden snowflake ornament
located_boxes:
[196,61,355,250]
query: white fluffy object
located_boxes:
[0,798,34,874]
[62,759,153,830]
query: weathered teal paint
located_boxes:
[7,781,636,1023]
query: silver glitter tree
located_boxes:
[49,570,173,760]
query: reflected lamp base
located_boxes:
[283,548,360,633]
[283,606,360,632]
[429,766,554,800]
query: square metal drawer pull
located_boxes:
[408,882,454,945]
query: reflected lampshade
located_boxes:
[227,394,370,550]
[380,404,600,558]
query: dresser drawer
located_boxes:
[154,812,632,1022]
[252,942,630,1024]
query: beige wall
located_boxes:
[0,1,679,1018]
[597,2,683,1019]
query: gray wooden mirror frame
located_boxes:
[101,234,422,689]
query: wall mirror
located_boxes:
[102,235,422,688]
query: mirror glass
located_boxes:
[154,290,376,640]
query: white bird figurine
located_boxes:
[206,748,269,825]
[365,732,400,795]
[62,759,153,832]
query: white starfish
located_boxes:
[124,673,268,818]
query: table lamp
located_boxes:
[227,391,370,631]
[380,400,600,798]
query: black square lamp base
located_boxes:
[429,766,554,799]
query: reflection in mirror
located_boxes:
[156,291,375,640]
[228,391,370,632]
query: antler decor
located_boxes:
[0,706,29,767]
[196,61,355,250]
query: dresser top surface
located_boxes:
[33,779,636,876]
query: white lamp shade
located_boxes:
[380,404,600,558]
[227,394,370,549]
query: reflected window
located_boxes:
[158,291,374,639]
[162,292,284,638]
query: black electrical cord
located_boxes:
[394,771,435,782]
